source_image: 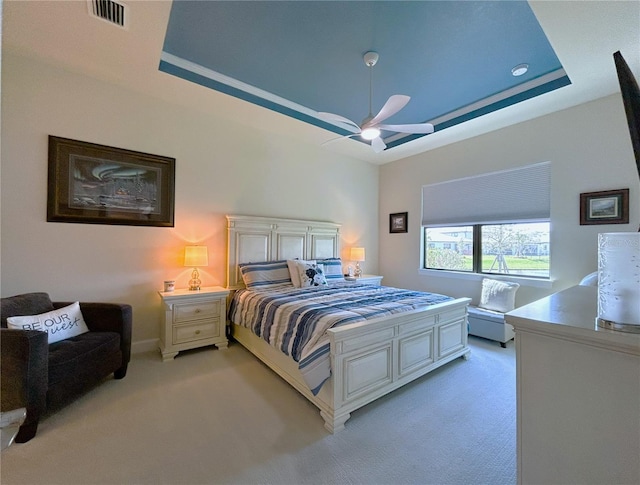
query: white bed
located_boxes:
[226,215,471,433]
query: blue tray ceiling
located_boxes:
[160,1,570,150]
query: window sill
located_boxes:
[418,268,554,289]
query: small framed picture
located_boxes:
[579,189,629,225]
[389,212,408,233]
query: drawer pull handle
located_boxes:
[195,330,201,335]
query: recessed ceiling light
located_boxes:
[512,64,529,77]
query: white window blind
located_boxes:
[421,162,550,227]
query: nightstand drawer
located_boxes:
[174,300,220,322]
[173,319,220,344]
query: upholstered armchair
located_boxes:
[1,292,132,443]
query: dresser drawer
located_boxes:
[173,300,220,323]
[172,319,220,344]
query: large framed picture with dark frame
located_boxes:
[47,136,175,227]
[579,188,629,225]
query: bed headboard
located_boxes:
[226,215,341,289]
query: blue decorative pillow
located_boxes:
[318,258,344,282]
[239,260,292,289]
[296,262,328,287]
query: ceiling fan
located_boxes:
[319,51,434,153]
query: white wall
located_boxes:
[4,54,639,346]
[379,94,639,307]
[0,54,379,347]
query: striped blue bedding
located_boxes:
[228,282,452,395]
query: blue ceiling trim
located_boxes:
[161,56,571,151]
[384,74,572,150]
[159,58,354,138]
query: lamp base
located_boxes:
[354,262,362,278]
[188,268,201,291]
[597,318,640,334]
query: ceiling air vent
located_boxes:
[88,0,128,29]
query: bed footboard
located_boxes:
[321,297,470,431]
[232,297,471,433]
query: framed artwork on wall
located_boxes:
[389,212,408,233]
[47,136,175,227]
[579,188,629,225]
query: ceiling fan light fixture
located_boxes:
[361,127,381,140]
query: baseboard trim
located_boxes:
[132,338,159,354]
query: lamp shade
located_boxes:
[184,246,208,267]
[350,247,365,262]
[597,232,640,332]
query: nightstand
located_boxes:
[158,286,229,362]
[345,274,383,285]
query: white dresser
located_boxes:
[158,286,230,361]
[505,285,640,485]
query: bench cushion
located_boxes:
[468,306,506,323]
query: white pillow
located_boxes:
[286,259,315,288]
[579,271,598,286]
[6,302,90,344]
[479,278,520,313]
[296,262,328,287]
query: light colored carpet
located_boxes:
[0,336,516,485]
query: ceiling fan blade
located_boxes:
[377,123,435,134]
[321,134,359,147]
[367,95,411,126]
[371,136,387,153]
[317,112,361,131]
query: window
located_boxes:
[422,162,551,280]
[425,225,474,272]
[425,222,550,278]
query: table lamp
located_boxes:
[350,247,365,277]
[597,232,640,332]
[184,245,208,291]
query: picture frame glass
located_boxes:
[589,197,619,219]
[68,155,163,215]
